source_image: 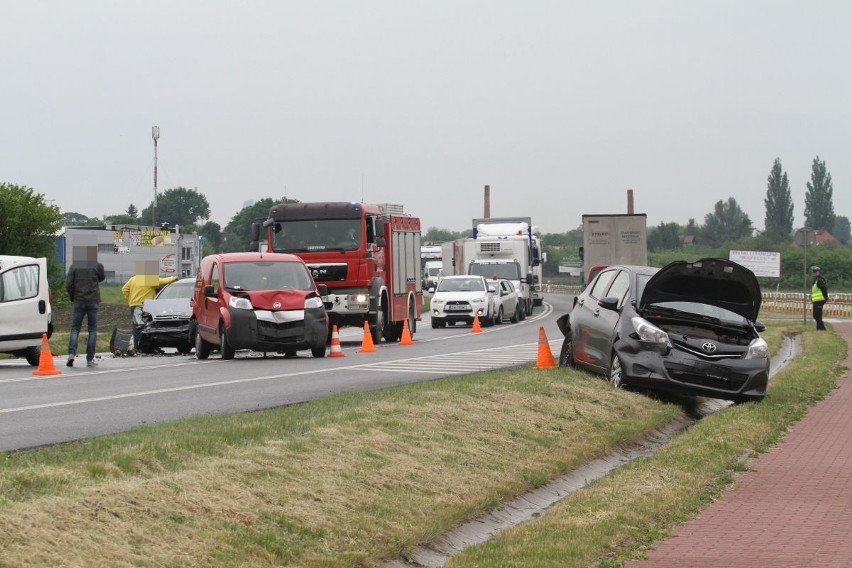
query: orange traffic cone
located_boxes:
[536,326,556,369]
[471,314,482,333]
[32,333,62,377]
[360,321,377,353]
[400,319,413,345]
[328,325,345,357]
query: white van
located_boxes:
[0,256,52,366]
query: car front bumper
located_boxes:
[615,338,769,402]
[227,306,327,352]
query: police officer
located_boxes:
[811,266,828,330]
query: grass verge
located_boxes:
[447,323,846,567]
[0,322,838,567]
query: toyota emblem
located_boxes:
[273,301,281,310]
[702,342,717,353]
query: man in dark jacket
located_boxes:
[66,245,106,367]
[811,265,829,331]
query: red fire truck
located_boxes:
[251,202,423,344]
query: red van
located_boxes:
[192,252,328,359]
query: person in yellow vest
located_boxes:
[122,260,178,350]
[811,266,828,331]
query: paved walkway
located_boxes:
[628,322,852,568]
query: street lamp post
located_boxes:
[794,227,815,325]
[152,126,159,228]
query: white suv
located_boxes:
[0,256,52,366]
[430,275,496,328]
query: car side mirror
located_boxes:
[599,297,620,311]
[203,285,216,298]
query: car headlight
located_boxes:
[470,297,486,305]
[432,297,445,306]
[631,316,671,346]
[228,296,253,310]
[305,296,323,309]
[746,337,768,359]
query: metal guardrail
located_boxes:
[543,285,852,317]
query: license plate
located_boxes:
[446,304,470,311]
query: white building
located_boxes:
[63,225,202,283]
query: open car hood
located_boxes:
[639,258,762,322]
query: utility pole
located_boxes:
[152,126,160,228]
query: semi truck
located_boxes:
[581,214,648,285]
[251,201,423,344]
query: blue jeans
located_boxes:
[68,302,99,361]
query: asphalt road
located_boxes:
[0,294,572,452]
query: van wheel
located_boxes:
[220,325,235,360]
[195,332,211,360]
[24,346,40,366]
[311,346,326,358]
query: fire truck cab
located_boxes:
[252,201,423,345]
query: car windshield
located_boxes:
[223,261,314,291]
[649,301,748,325]
[436,278,484,292]
[156,280,195,300]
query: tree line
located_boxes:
[1,155,847,290]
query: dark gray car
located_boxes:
[556,258,769,403]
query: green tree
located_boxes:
[423,227,467,242]
[127,204,138,219]
[763,158,794,241]
[0,183,62,258]
[140,187,211,227]
[804,156,835,232]
[60,211,96,226]
[647,221,681,251]
[198,221,223,254]
[834,216,850,245]
[222,197,298,252]
[700,198,753,247]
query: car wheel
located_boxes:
[519,304,526,320]
[431,317,441,329]
[509,304,520,324]
[220,324,235,360]
[558,335,574,367]
[195,331,211,360]
[311,345,327,358]
[496,306,503,325]
[24,345,40,366]
[608,353,624,388]
[177,344,193,355]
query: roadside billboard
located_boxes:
[729,250,780,278]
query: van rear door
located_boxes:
[0,257,50,350]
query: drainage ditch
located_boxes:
[385,334,802,568]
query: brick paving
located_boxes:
[628,322,852,568]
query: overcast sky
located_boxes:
[4,1,851,235]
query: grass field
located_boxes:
[0,321,843,567]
